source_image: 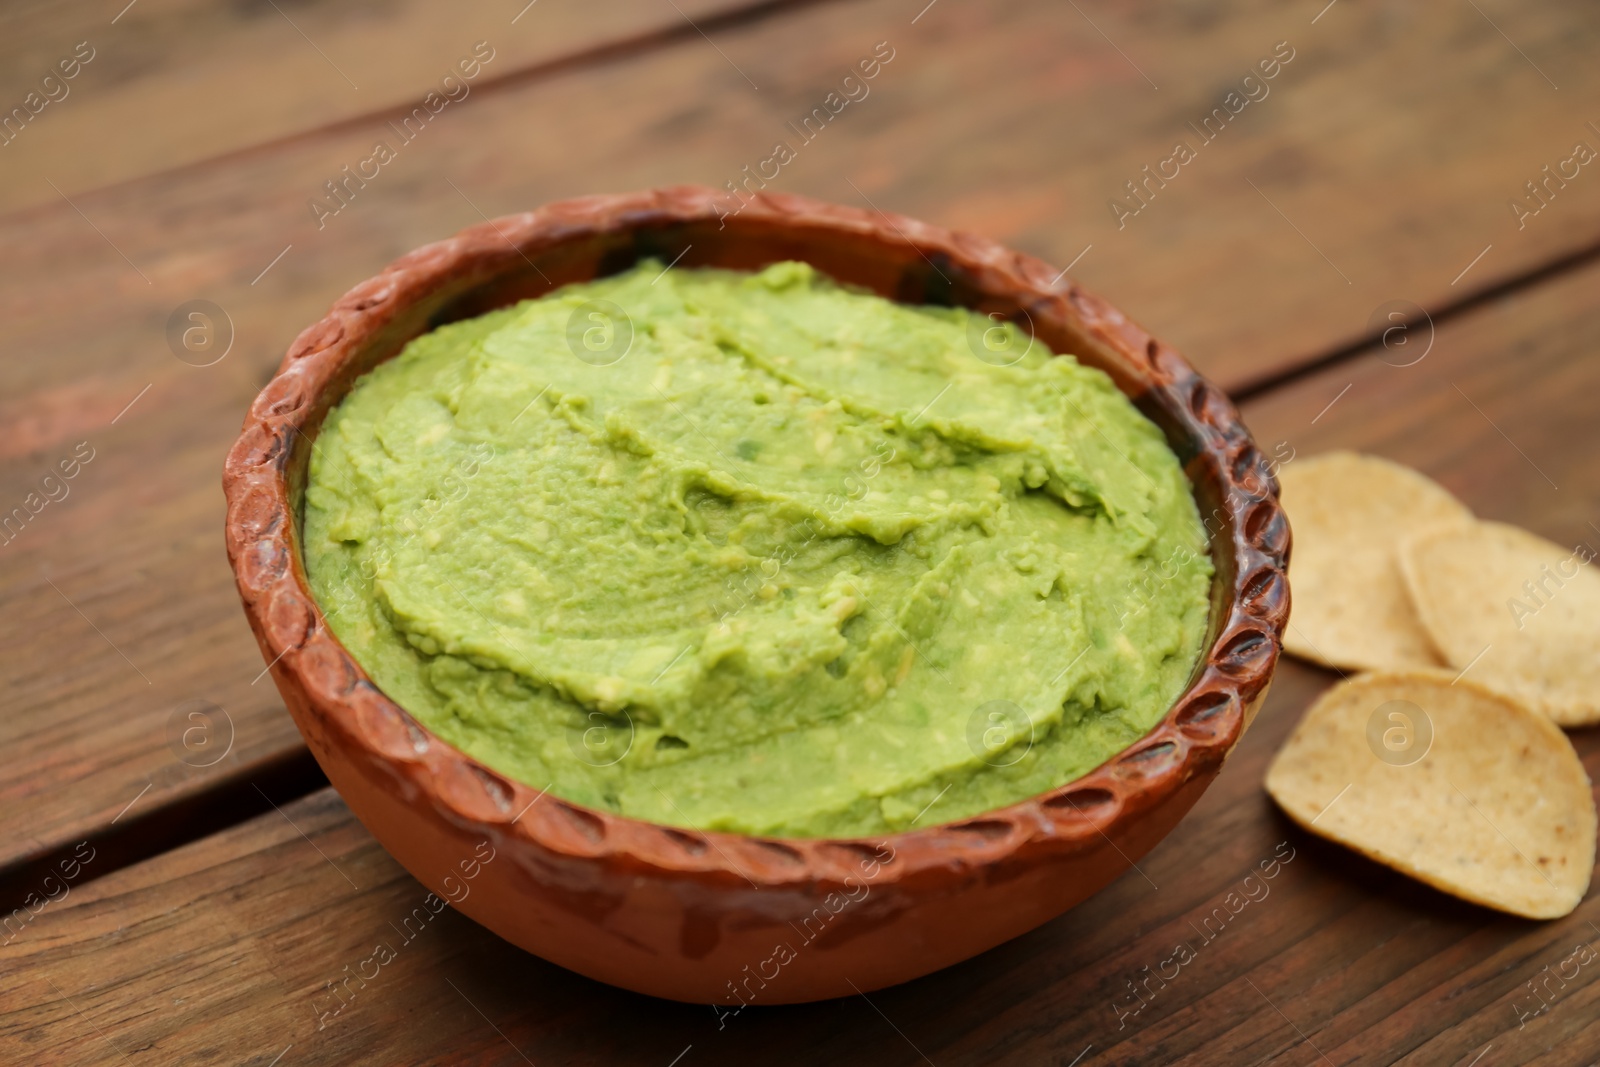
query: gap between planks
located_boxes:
[0,749,327,912]
[0,0,853,229]
[1231,229,1600,403]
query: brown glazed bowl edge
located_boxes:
[222,186,1290,1004]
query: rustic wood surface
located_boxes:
[0,0,770,213]
[7,215,1600,1067]
[8,0,1600,883]
[4,0,1600,1062]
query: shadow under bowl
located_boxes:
[222,186,1290,1004]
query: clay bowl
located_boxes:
[223,186,1289,1004]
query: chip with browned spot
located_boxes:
[1265,671,1594,920]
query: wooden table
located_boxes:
[3,2,1598,1063]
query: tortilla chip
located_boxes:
[1265,671,1594,920]
[1402,521,1600,726]
[1279,452,1472,671]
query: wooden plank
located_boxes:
[5,252,1599,1064]
[7,0,1600,881]
[0,0,779,214]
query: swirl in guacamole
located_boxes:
[303,260,1212,837]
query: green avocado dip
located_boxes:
[303,259,1213,838]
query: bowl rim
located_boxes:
[222,185,1289,890]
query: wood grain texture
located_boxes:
[3,681,1595,1066]
[0,0,775,213]
[5,0,1600,382]
[4,0,1600,947]
[6,229,1600,1066]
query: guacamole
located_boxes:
[304,260,1212,837]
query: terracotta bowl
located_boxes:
[223,187,1289,1004]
